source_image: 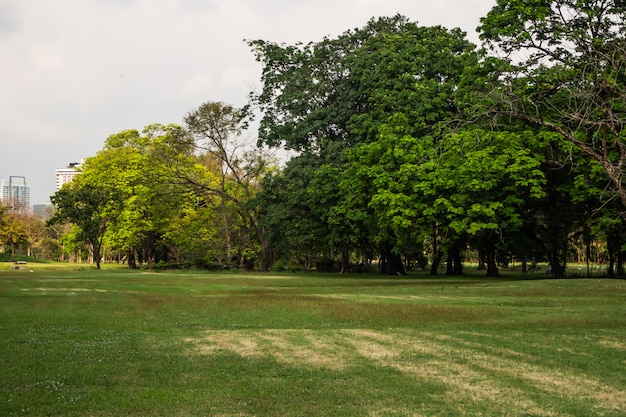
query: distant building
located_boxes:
[1,176,31,214]
[55,161,83,191]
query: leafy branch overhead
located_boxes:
[478,0,626,206]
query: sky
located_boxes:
[0,0,496,205]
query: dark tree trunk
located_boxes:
[445,241,464,275]
[91,241,102,270]
[584,227,592,277]
[608,252,616,278]
[445,253,453,275]
[477,247,486,271]
[386,252,406,275]
[485,242,499,278]
[380,242,406,275]
[546,239,567,278]
[429,224,442,275]
[449,239,464,275]
[430,250,443,275]
[128,249,137,270]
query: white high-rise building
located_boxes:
[1,176,30,214]
[55,161,83,191]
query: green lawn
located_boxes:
[1,267,624,416]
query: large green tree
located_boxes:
[249,15,479,272]
[49,177,114,269]
[254,151,342,271]
[344,112,547,276]
[49,124,194,269]
[0,209,28,258]
[249,14,478,152]
[97,125,192,268]
[478,0,626,209]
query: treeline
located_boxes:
[3,1,626,277]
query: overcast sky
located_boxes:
[0,0,496,204]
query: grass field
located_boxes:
[1,266,625,416]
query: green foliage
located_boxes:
[49,125,207,268]
[183,101,277,270]
[0,211,28,256]
[248,14,477,152]
[48,177,113,269]
[342,118,548,276]
[254,151,341,270]
[36,8,626,277]
[251,15,481,273]
[478,0,626,208]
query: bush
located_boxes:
[272,260,287,272]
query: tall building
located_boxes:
[1,176,30,214]
[55,161,83,191]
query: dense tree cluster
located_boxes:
[2,1,625,277]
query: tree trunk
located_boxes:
[92,242,101,270]
[429,224,442,275]
[485,242,499,278]
[430,250,443,275]
[446,239,464,276]
[340,243,349,274]
[616,250,625,278]
[387,252,406,275]
[477,247,486,271]
[128,249,137,270]
[380,242,406,275]
[585,228,592,277]
[546,241,566,278]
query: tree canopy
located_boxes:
[248,15,478,152]
[34,5,626,277]
[478,0,626,208]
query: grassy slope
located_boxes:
[0,269,624,416]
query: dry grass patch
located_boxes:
[598,336,626,350]
[367,405,428,417]
[21,287,110,294]
[188,329,355,370]
[186,328,626,416]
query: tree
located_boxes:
[249,15,479,273]
[0,204,8,253]
[0,209,28,258]
[49,178,113,269]
[99,125,192,268]
[254,151,340,271]
[48,124,191,269]
[346,112,547,277]
[249,15,478,152]
[478,0,626,209]
[183,101,276,270]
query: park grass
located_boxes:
[0,268,625,416]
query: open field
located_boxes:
[1,267,625,416]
